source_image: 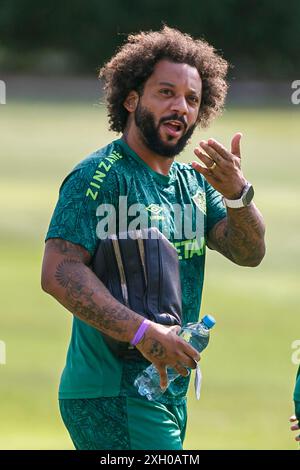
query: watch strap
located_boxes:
[223,197,245,209]
[223,183,253,209]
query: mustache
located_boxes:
[159,114,188,130]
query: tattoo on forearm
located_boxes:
[54,257,139,340]
[208,203,265,266]
[209,219,234,261]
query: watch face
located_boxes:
[242,185,254,205]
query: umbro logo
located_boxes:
[145,204,165,221]
[145,204,163,215]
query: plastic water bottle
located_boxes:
[134,315,216,401]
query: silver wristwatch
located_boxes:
[223,182,254,209]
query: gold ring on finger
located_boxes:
[209,162,217,171]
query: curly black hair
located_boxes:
[99,26,229,133]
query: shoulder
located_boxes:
[72,140,125,181]
[59,140,127,201]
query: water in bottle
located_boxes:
[134,315,216,401]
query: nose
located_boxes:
[170,95,189,116]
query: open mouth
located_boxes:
[161,120,185,138]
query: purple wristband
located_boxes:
[130,319,150,346]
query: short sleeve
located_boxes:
[205,179,227,234]
[45,164,116,256]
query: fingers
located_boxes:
[167,325,201,364]
[200,140,228,165]
[207,138,232,160]
[156,364,168,390]
[169,325,181,335]
[191,160,217,180]
[194,145,219,169]
[184,356,199,370]
[193,139,232,180]
[174,362,190,377]
[168,329,200,369]
[182,343,201,366]
[199,139,231,161]
[194,143,224,176]
[231,132,242,159]
[142,323,201,388]
[191,159,222,184]
[289,415,300,441]
[194,136,242,167]
[290,415,300,431]
[186,343,201,362]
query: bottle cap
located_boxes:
[202,315,216,329]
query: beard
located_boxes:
[134,102,197,158]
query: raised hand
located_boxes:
[192,132,247,199]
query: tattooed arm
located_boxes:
[192,134,266,267]
[206,203,266,266]
[41,238,200,388]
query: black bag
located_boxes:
[91,227,182,359]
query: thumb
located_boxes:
[231,132,242,159]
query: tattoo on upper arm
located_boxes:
[48,238,90,263]
[55,258,82,288]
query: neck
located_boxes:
[122,126,174,176]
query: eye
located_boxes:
[188,95,199,104]
[160,88,173,96]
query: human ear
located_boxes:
[123,91,139,113]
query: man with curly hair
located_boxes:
[41,26,265,450]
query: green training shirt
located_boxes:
[46,138,226,404]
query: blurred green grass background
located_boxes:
[0,102,299,449]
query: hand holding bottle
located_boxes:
[135,315,215,401]
[135,322,200,390]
